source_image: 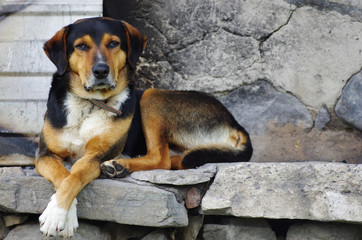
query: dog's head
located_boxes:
[44,17,147,99]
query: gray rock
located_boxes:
[123,0,294,92]
[218,80,313,135]
[315,105,331,130]
[259,7,362,111]
[286,222,362,240]
[335,70,362,131]
[0,175,188,227]
[141,229,168,240]
[4,221,112,240]
[175,215,204,240]
[103,223,151,240]
[167,29,260,93]
[130,164,217,185]
[0,215,9,240]
[202,162,362,223]
[3,214,28,228]
[203,218,276,240]
[215,0,295,39]
[0,167,24,177]
[285,0,362,21]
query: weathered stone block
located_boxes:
[260,7,362,111]
[0,175,188,227]
[4,221,111,240]
[203,218,276,240]
[286,222,362,240]
[131,164,216,185]
[202,162,362,223]
[218,80,313,135]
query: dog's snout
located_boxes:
[92,63,109,79]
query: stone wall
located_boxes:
[1,162,361,239]
[1,0,361,163]
[111,0,362,163]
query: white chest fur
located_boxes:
[60,89,129,161]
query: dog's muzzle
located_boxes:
[84,63,116,92]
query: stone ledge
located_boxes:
[202,162,362,223]
[0,170,188,227]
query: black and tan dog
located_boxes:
[35,17,252,237]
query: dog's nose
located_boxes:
[92,63,109,79]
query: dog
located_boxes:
[35,17,253,237]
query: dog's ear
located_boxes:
[121,21,147,69]
[43,26,69,75]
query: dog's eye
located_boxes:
[107,41,120,49]
[75,43,89,51]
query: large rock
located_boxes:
[0,170,188,227]
[218,80,313,135]
[203,218,276,240]
[117,0,295,91]
[0,214,9,240]
[202,162,362,223]
[286,222,362,240]
[335,70,362,131]
[4,221,112,240]
[259,7,362,111]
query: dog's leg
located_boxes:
[38,156,100,237]
[170,155,185,170]
[38,140,105,237]
[35,155,70,190]
[101,116,171,177]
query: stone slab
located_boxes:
[202,162,362,223]
[203,218,276,240]
[131,164,217,185]
[0,175,188,227]
[286,222,362,240]
[4,221,111,240]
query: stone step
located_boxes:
[202,162,362,223]
[0,170,188,227]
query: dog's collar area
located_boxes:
[88,99,122,115]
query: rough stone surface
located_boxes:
[335,70,362,131]
[251,128,362,164]
[0,215,9,240]
[130,164,216,185]
[286,222,362,240]
[103,223,151,240]
[315,105,331,131]
[0,174,188,227]
[3,214,28,228]
[175,215,204,240]
[203,218,276,240]
[258,7,362,111]
[0,167,24,177]
[141,229,168,240]
[4,221,112,240]
[218,80,313,135]
[202,162,362,223]
[121,2,362,113]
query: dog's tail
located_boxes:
[181,129,253,168]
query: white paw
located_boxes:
[39,194,79,238]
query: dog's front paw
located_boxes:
[39,194,78,238]
[101,160,129,178]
